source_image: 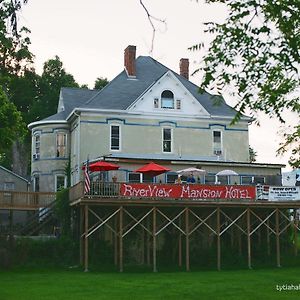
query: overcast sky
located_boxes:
[19,0,298,171]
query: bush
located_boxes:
[12,236,78,267]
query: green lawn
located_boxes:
[0,267,299,300]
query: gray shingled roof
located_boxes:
[82,56,238,117]
[43,88,99,121]
[42,56,238,122]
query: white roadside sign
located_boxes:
[268,186,300,201]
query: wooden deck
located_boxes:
[69,182,300,272]
[0,190,56,210]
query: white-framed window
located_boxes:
[33,175,40,192]
[110,125,120,151]
[241,176,253,185]
[205,175,216,185]
[56,132,67,158]
[176,99,181,109]
[33,133,40,160]
[55,175,67,191]
[143,174,154,183]
[161,90,174,109]
[4,182,15,191]
[213,130,222,156]
[253,176,265,185]
[217,175,229,185]
[166,173,177,184]
[162,128,172,153]
[128,172,141,183]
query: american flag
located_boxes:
[84,158,90,194]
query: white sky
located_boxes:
[19,0,298,171]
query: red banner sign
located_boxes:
[120,183,256,200]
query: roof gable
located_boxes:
[128,70,210,117]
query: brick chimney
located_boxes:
[179,58,189,80]
[124,45,136,77]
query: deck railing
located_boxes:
[0,190,56,209]
[69,181,259,202]
[69,181,300,203]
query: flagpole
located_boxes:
[84,155,90,195]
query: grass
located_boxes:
[0,266,300,300]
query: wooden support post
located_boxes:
[147,215,151,266]
[275,208,281,267]
[247,208,252,269]
[238,218,242,256]
[8,209,14,250]
[217,207,221,271]
[79,206,84,265]
[119,206,123,272]
[230,225,234,249]
[153,207,157,272]
[185,208,190,272]
[178,216,182,267]
[84,205,89,272]
[294,209,298,257]
[267,218,270,256]
[141,226,145,265]
[114,214,118,266]
[258,226,261,248]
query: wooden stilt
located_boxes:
[119,206,123,272]
[185,208,190,271]
[84,205,89,272]
[238,218,242,256]
[294,209,298,257]
[258,226,261,248]
[141,226,145,265]
[247,208,252,269]
[153,207,157,272]
[275,208,281,267]
[267,218,271,256]
[217,207,221,271]
[79,206,84,265]
[178,216,182,267]
[147,215,151,266]
[114,214,118,266]
[230,225,234,249]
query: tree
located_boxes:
[94,77,109,90]
[31,56,79,121]
[249,146,257,163]
[2,0,28,37]
[0,0,33,172]
[192,0,300,167]
[0,87,24,154]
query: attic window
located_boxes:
[161,90,174,109]
[154,98,159,108]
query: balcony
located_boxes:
[0,190,56,210]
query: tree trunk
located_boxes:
[12,139,29,177]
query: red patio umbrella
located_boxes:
[82,161,120,172]
[134,162,171,177]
